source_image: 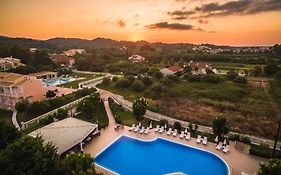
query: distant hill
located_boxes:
[0,35,55,48]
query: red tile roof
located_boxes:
[167,65,183,73]
[189,62,209,70]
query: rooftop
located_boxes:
[29,117,98,154]
[166,65,183,73]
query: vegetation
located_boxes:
[212,117,230,140]
[17,88,96,123]
[0,121,20,150]
[0,109,13,125]
[258,159,281,175]
[250,144,281,159]
[46,90,56,98]
[133,97,149,120]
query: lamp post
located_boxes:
[272,117,281,158]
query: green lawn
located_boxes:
[75,102,109,129]
[60,72,102,89]
[0,109,12,126]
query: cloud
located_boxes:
[117,20,126,27]
[168,0,281,19]
[198,19,208,24]
[145,21,204,31]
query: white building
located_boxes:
[160,65,183,76]
[128,55,145,63]
[63,49,86,56]
[0,56,23,70]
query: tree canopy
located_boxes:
[133,97,149,119]
[258,159,281,175]
[0,121,20,150]
[212,117,230,140]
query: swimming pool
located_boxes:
[44,78,72,86]
[95,135,229,175]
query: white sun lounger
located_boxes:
[140,127,145,134]
[185,132,191,140]
[180,131,185,139]
[159,126,164,133]
[144,127,149,134]
[155,125,160,132]
[129,124,135,131]
[167,128,172,135]
[173,129,178,137]
[196,135,202,143]
[216,142,223,150]
[203,136,208,145]
[223,145,230,153]
[134,126,139,132]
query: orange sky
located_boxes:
[0,0,281,46]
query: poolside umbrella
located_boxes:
[149,122,152,129]
[164,123,167,129]
[223,139,227,145]
[215,136,218,143]
[139,122,141,127]
[184,128,188,133]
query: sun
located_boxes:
[129,34,145,42]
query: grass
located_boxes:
[75,102,109,129]
[60,72,102,89]
[0,109,13,126]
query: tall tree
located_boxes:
[0,121,20,150]
[133,97,148,120]
[0,137,60,175]
[212,117,230,140]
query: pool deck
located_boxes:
[84,101,265,175]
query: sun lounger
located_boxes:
[144,127,149,134]
[216,142,223,150]
[223,145,230,153]
[159,126,164,133]
[202,136,208,145]
[140,127,145,134]
[155,125,160,132]
[167,128,172,135]
[129,124,135,131]
[185,132,191,140]
[173,129,178,137]
[196,135,202,143]
[180,131,185,139]
[134,126,139,132]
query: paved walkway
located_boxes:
[11,111,20,130]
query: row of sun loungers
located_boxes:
[128,124,150,134]
[196,135,208,145]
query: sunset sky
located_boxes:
[0,0,281,46]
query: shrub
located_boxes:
[174,121,181,131]
[125,75,135,85]
[258,158,281,175]
[150,84,163,94]
[202,74,222,84]
[102,77,111,84]
[131,80,145,92]
[187,75,201,82]
[46,90,56,98]
[234,76,247,84]
[250,144,281,159]
[15,100,28,112]
[152,71,163,79]
[141,76,153,87]
[167,74,180,83]
[159,119,168,127]
[115,78,130,88]
[112,76,118,82]
[226,70,238,80]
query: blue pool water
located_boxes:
[95,135,229,175]
[45,78,71,86]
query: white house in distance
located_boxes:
[160,65,183,76]
[0,56,23,70]
[128,55,145,63]
[63,49,86,56]
[188,61,217,75]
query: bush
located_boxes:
[150,84,163,94]
[102,77,110,84]
[202,74,222,84]
[131,80,145,92]
[125,75,135,85]
[187,75,201,82]
[234,76,247,84]
[226,70,238,80]
[141,76,153,87]
[115,78,130,88]
[167,74,180,83]
[152,71,163,79]
[112,76,118,82]
[46,90,56,98]
[159,119,168,127]
[15,100,28,112]
[174,121,181,131]
[250,144,281,159]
